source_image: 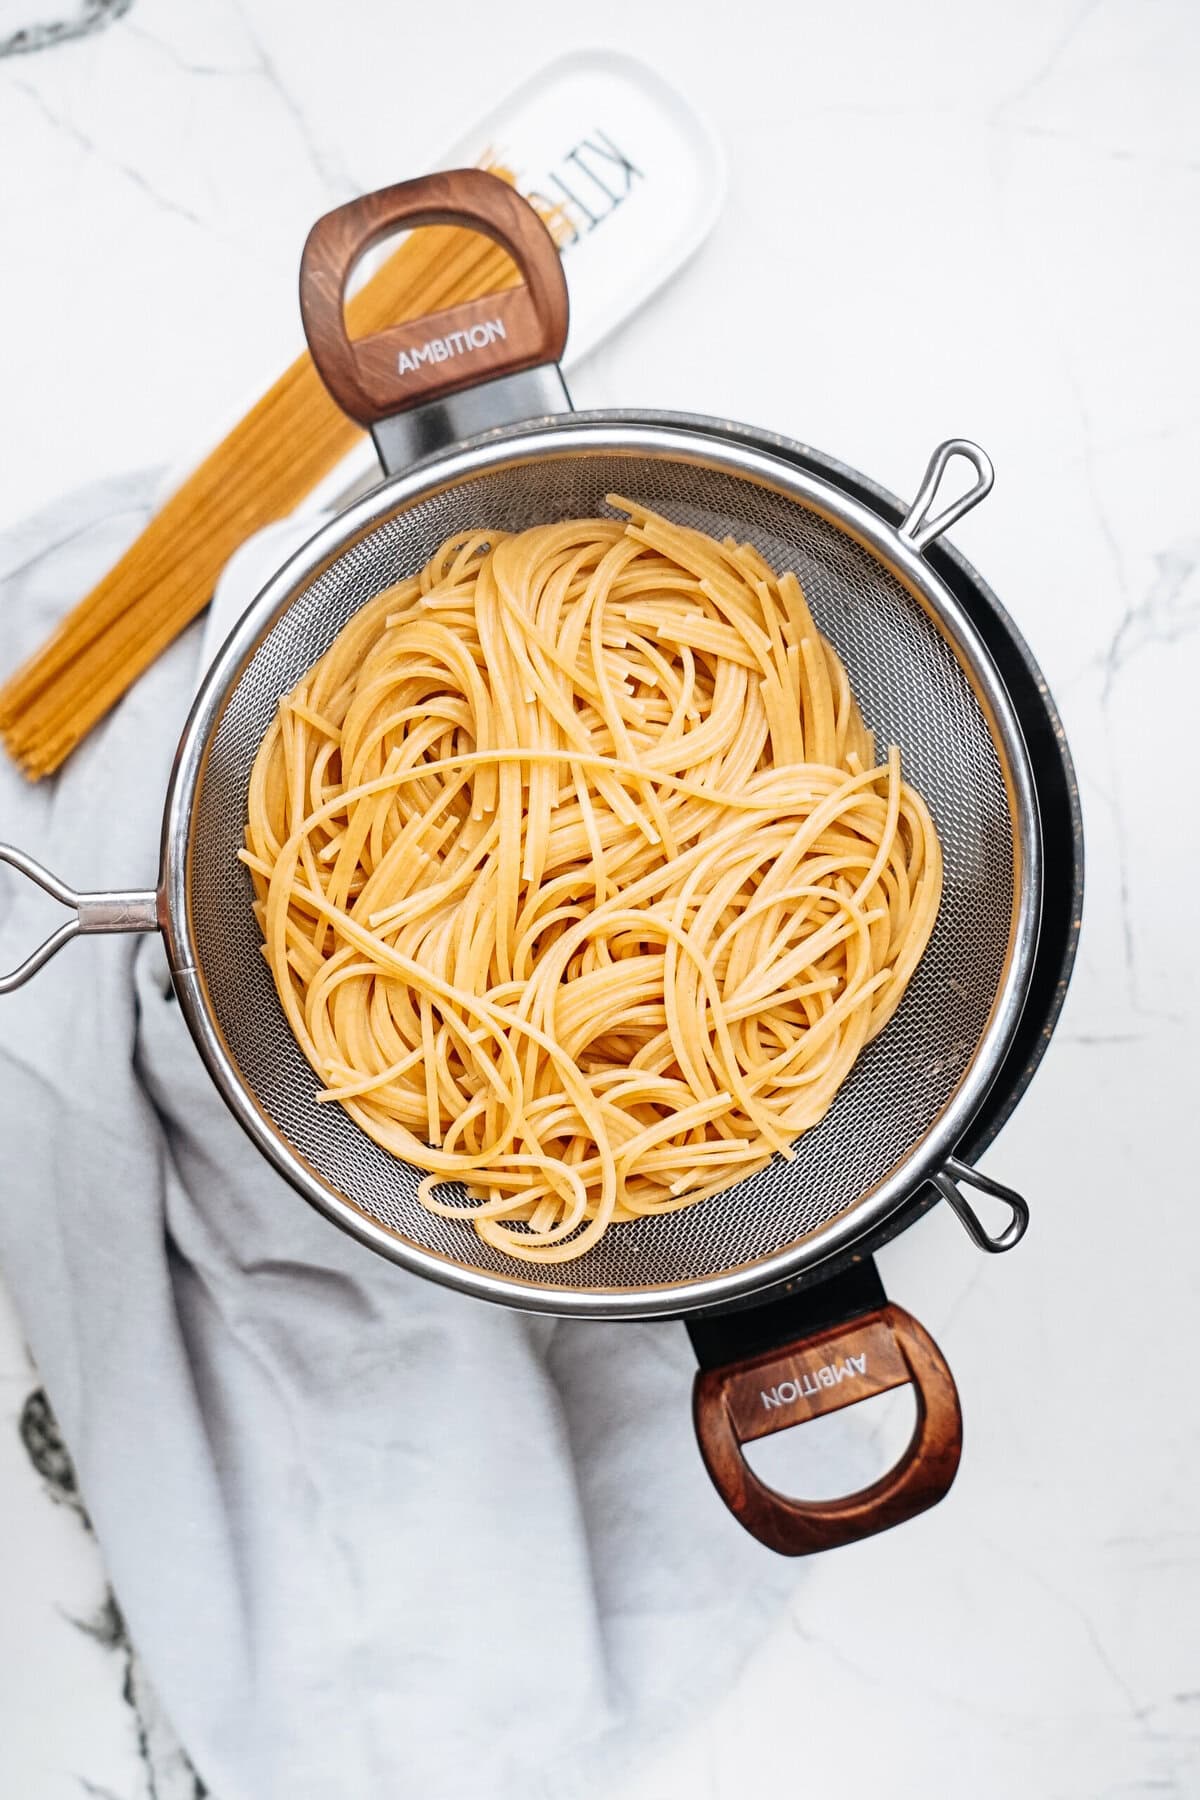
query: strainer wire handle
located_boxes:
[932,1154,1030,1254]
[693,1302,962,1555]
[0,844,158,993]
[899,439,995,551]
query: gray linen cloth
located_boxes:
[0,479,795,1800]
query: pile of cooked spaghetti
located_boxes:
[242,499,941,1264]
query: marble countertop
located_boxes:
[1,0,1198,1795]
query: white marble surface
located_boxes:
[1,0,1198,1795]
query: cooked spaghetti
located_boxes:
[242,500,942,1263]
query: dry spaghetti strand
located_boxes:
[242,502,942,1264]
[0,168,549,781]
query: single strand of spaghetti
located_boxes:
[286,697,341,747]
[419,997,440,1145]
[823,639,854,764]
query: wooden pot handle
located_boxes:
[693,1303,962,1555]
[299,169,568,426]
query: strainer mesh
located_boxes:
[187,448,1014,1291]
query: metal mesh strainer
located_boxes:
[151,421,1039,1316]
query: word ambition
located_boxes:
[761,1355,869,1411]
[397,318,506,377]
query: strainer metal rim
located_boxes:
[161,417,1042,1320]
